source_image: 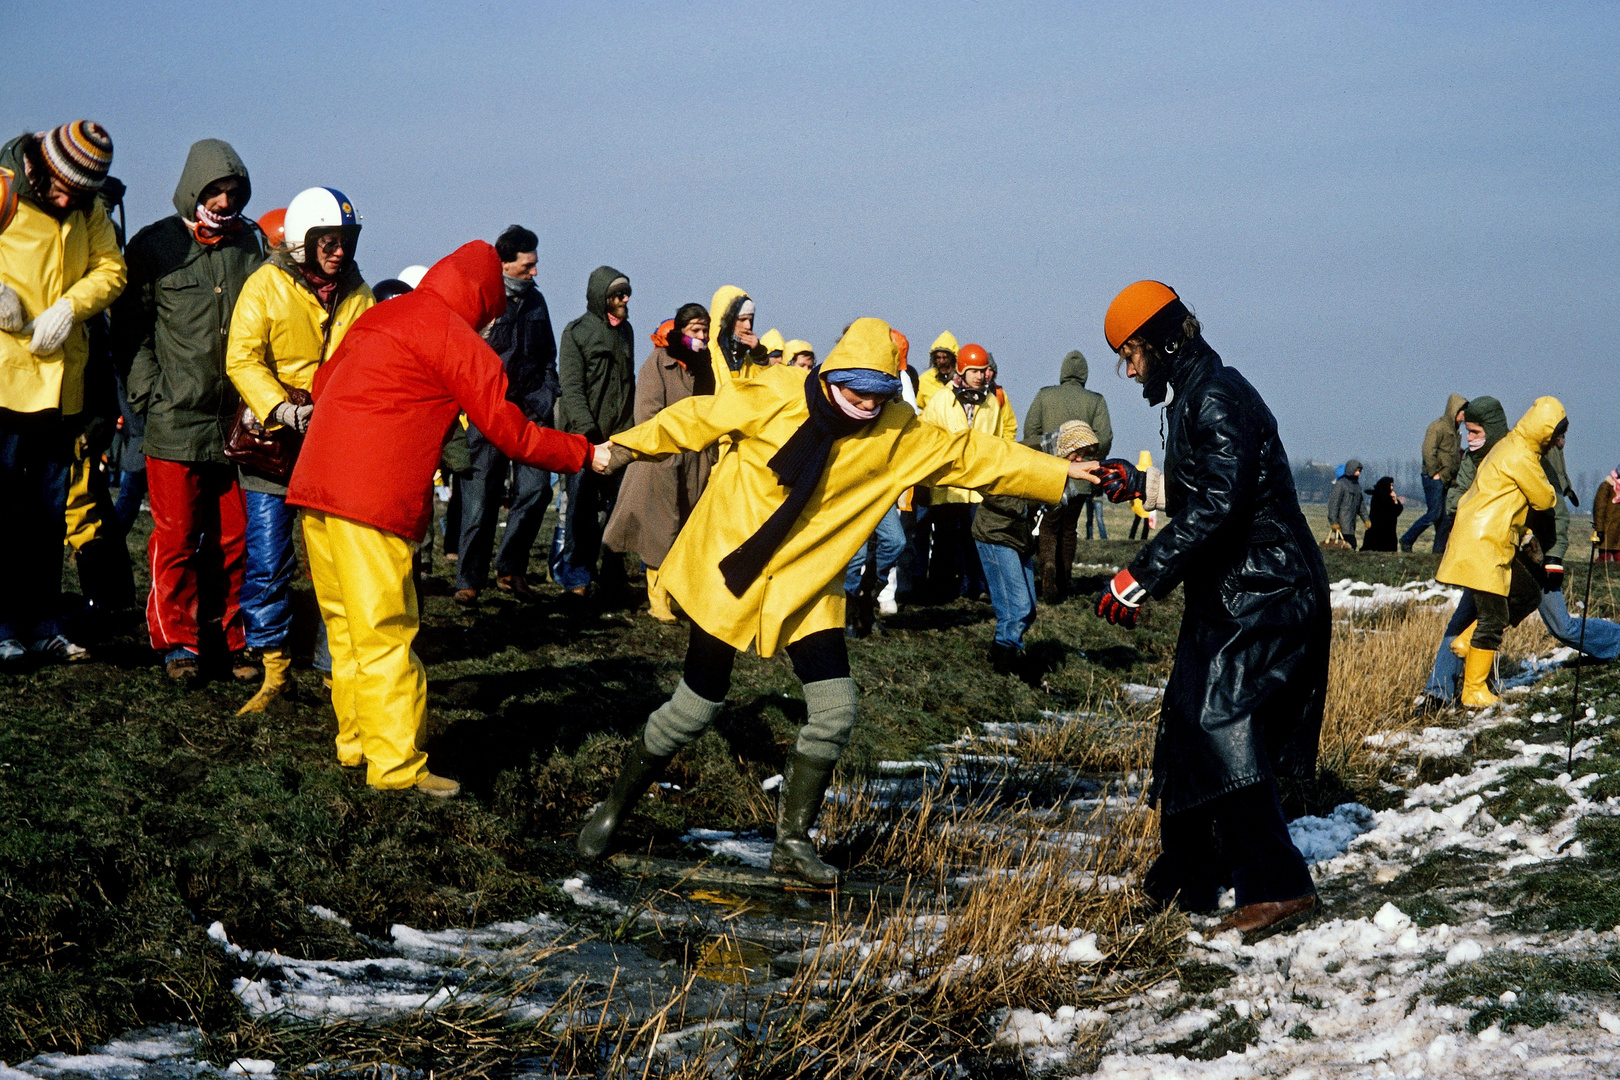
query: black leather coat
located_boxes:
[1129,341,1330,815]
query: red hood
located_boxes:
[417,240,505,330]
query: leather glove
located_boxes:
[1096,568,1147,628]
[1095,458,1145,504]
[271,400,314,433]
[0,283,23,332]
[28,297,75,355]
[1543,562,1564,592]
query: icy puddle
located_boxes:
[7,641,1619,1078]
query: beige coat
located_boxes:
[603,345,717,566]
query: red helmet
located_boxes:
[956,342,990,373]
[0,167,18,235]
[257,207,287,248]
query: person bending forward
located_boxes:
[578,318,1086,884]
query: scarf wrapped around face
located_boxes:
[716,372,877,596]
[193,201,246,246]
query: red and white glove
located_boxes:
[1096,569,1147,628]
[1543,562,1564,592]
[1095,458,1145,504]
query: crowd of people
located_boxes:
[3,121,1616,932]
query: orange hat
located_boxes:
[257,207,286,248]
[1104,280,1180,351]
[889,328,910,371]
[0,167,17,235]
[956,342,990,373]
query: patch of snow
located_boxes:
[1120,683,1164,705]
[1330,577,1462,612]
[1288,802,1375,863]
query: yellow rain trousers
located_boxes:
[301,509,428,788]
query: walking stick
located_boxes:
[1568,530,1599,769]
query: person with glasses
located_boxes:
[226,187,374,711]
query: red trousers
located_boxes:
[145,457,247,653]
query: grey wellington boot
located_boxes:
[770,751,840,885]
[577,735,673,858]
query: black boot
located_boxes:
[771,752,840,885]
[844,591,862,639]
[989,642,1020,675]
[577,734,673,858]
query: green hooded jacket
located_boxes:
[1422,392,1468,484]
[1446,396,1509,517]
[554,265,635,442]
[115,139,262,464]
[1019,350,1113,493]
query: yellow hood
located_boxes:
[760,328,784,356]
[782,339,813,363]
[822,318,898,377]
[929,331,959,356]
[708,284,758,380]
[1514,396,1566,448]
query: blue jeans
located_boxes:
[1401,476,1445,552]
[976,541,1037,648]
[844,507,907,593]
[554,467,623,588]
[0,416,73,641]
[456,428,554,591]
[242,491,328,663]
[1425,586,1620,702]
[1084,495,1108,539]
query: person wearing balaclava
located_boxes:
[116,139,263,683]
[577,319,1088,884]
[707,285,769,383]
[1089,281,1330,938]
[603,302,716,622]
[453,224,559,606]
[226,186,375,713]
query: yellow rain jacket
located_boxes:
[781,339,814,365]
[759,327,785,358]
[612,318,1069,655]
[1437,396,1563,596]
[914,331,959,411]
[0,198,125,415]
[918,377,1016,505]
[708,285,768,383]
[225,257,374,426]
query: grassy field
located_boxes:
[1,497,1615,1068]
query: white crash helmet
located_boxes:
[283,186,360,265]
[398,264,429,289]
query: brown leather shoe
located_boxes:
[165,655,200,680]
[496,574,534,600]
[230,651,261,682]
[453,588,479,607]
[566,585,588,597]
[1214,893,1317,935]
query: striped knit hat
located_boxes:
[38,121,113,193]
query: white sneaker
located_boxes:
[0,639,25,663]
[30,635,90,662]
[878,568,899,616]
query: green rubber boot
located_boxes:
[577,735,673,858]
[771,751,840,886]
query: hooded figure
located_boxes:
[1435,397,1565,707]
[1327,458,1367,547]
[1363,477,1403,551]
[1402,392,1468,553]
[914,330,958,411]
[1020,349,1116,597]
[553,265,636,593]
[1445,396,1509,517]
[288,241,593,794]
[707,285,768,382]
[580,318,1076,884]
[115,139,263,676]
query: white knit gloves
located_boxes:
[0,284,23,332]
[28,298,75,355]
[271,401,314,433]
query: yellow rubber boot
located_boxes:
[1460,648,1499,708]
[646,566,677,624]
[1449,621,1477,659]
[238,648,292,714]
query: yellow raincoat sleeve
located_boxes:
[225,268,287,425]
[63,205,126,322]
[1518,458,1557,513]
[997,390,1018,441]
[611,380,762,459]
[913,423,1070,505]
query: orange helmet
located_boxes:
[956,342,990,373]
[0,167,18,235]
[651,318,674,348]
[1104,280,1180,351]
[257,207,287,248]
[889,328,910,370]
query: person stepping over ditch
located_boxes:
[577,318,1092,885]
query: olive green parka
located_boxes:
[1020,350,1113,493]
[116,139,262,463]
[554,265,635,442]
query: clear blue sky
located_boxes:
[9,2,1617,494]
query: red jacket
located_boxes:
[288,241,591,540]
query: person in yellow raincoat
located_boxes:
[707,285,769,381]
[577,318,1092,884]
[914,330,958,411]
[919,343,1013,599]
[1435,396,1565,707]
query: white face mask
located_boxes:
[1467,431,1486,451]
